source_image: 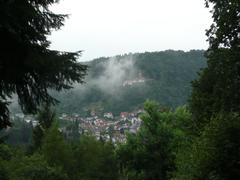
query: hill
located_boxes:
[52,50,206,116]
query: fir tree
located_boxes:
[0,0,87,129]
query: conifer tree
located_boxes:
[0,0,87,129]
[32,104,55,150]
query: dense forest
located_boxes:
[52,50,206,116]
[1,0,240,180]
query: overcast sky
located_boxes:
[48,0,212,61]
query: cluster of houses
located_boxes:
[59,110,144,143]
[122,73,146,87]
[11,109,144,144]
[12,113,38,127]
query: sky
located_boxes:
[48,0,212,62]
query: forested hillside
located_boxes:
[53,50,206,116]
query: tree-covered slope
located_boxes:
[53,50,206,116]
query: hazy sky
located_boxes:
[49,0,212,61]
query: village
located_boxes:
[12,109,144,144]
[58,110,143,143]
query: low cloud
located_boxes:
[93,56,136,92]
[74,55,138,95]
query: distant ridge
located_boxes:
[50,50,206,116]
[10,50,206,116]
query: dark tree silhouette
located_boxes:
[190,0,240,133]
[0,0,87,129]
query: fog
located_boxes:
[9,56,138,113]
[70,55,139,98]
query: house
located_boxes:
[122,73,146,87]
[59,113,67,120]
[32,120,38,127]
[15,113,25,119]
[104,112,114,119]
[120,112,129,119]
[95,131,101,140]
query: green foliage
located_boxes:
[1,119,119,179]
[190,48,240,133]
[117,101,191,180]
[0,0,87,129]
[0,144,68,180]
[0,144,12,161]
[32,104,55,150]
[179,1,240,179]
[7,153,68,180]
[190,0,240,133]
[1,120,33,146]
[62,120,81,142]
[205,0,240,49]
[0,144,12,180]
[174,113,240,180]
[72,135,118,180]
[41,123,73,175]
